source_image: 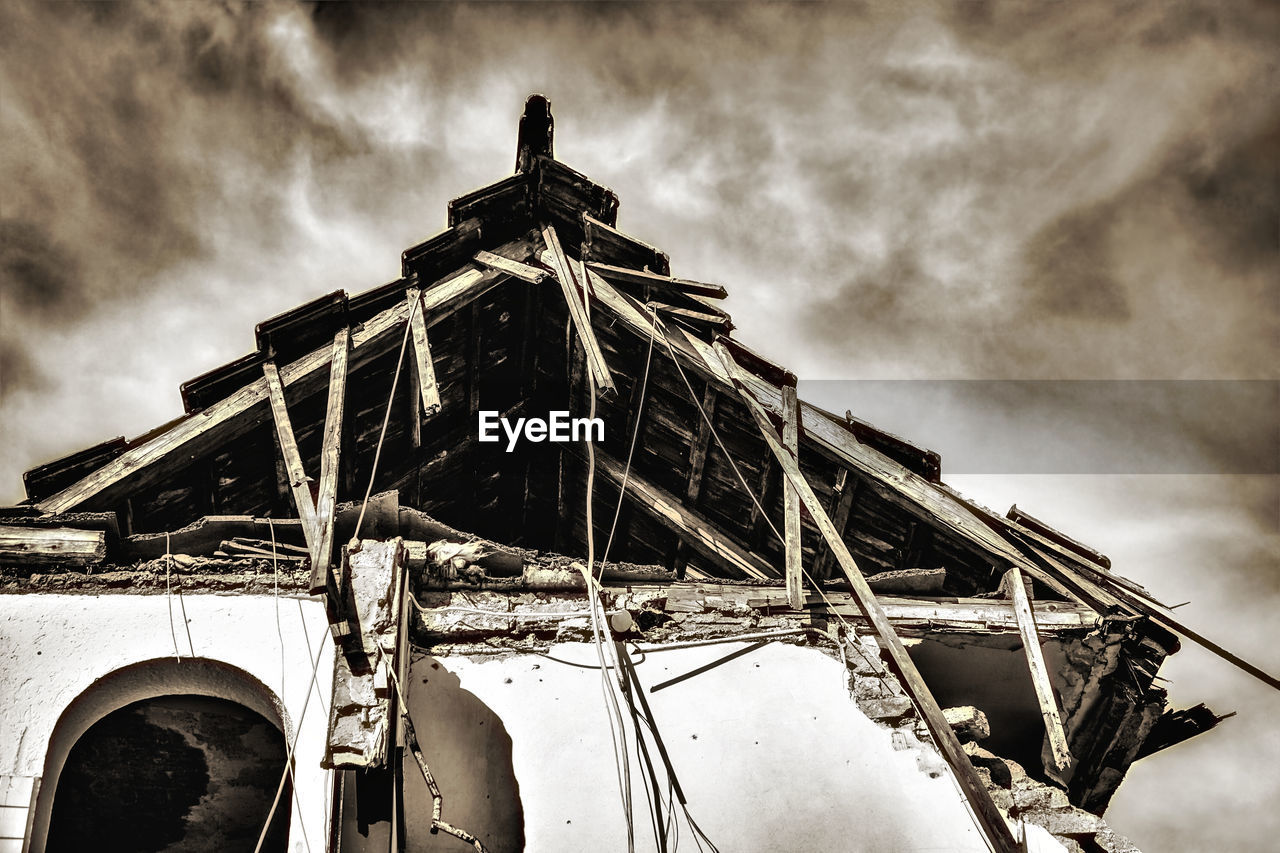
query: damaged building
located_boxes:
[0,95,1272,853]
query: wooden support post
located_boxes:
[813,469,857,581]
[406,287,442,419]
[540,224,616,396]
[1006,567,1077,773]
[310,328,349,598]
[263,361,322,557]
[713,341,1019,853]
[781,385,805,611]
[578,444,776,582]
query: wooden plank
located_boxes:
[0,525,106,567]
[263,361,322,556]
[540,224,616,396]
[586,262,728,301]
[474,250,547,284]
[781,385,805,611]
[406,287,442,419]
[578,444,776,581]
[813,470,856,581]
[713,341,1019,853]
[36,238,534,516]
[1006,568,1074,772]
[310,328,349,596]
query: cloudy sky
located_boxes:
[1,1,1276,850]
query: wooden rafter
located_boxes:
[713,340,1019,853]
[406,287,442,419]
[781,385,805,611]
[582,445,775,581]
[540,224,615,396]
[310,328,349,598]
[263,361,322,556]
[1005,567,1074,772]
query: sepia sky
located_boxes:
[1,2,1276,850]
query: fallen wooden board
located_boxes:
[0,525,106,567]
[1006,568,1074,772]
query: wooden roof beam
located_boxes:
[781,385,805,611]
[310,328,349,601]
[580,444,776,582]
[713,340,1020,853]
[540,224,616,397]
[586,261,729,301]
[406,287,442,419]
[1005,567,1074,773]
[263,361,322,557]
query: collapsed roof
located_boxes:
[4,94,1275,853]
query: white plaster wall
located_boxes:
[407,641,1010,853]
[0,593,335,853]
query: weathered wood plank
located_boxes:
[671,384,717,576]
[310,328,349,596]
[713,341,1019,853]
[36,239,533,516]
[586,262,728,301]
[406,287,442,419]
[0,525,106,567]
[579,445,776,581]
[540,224,616,396]
[781,385,805,611]
[263,361,322,556]
[1006,568,1074,772]
[474,250,547,284]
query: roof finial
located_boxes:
[516,94,553,173]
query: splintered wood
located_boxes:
[325,538,404,769]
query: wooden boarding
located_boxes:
[310,328,349,597]
[540,224,616,397]
[781,385,805,611]
[580,445,776,581]
[474,250,547,284]
[713,341,1019,853]
[0,525,106,567]
[813,470,857,580]
[263,361,322,557]
[406,288,442,418]
[1006,568,1074,772]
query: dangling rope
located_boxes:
[164,532,182,662]
[600,314,658,571]
[354,291,421,541]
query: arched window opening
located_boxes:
[46,695,291,853]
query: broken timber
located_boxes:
[781,385,805,611]
[406,287,442,418]
[263,361,323,557]
[311,327,349,602]
[1005,567,1074,773]
[712,340,1020,853]
[0,525,106,568]
[539,224,616,396]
